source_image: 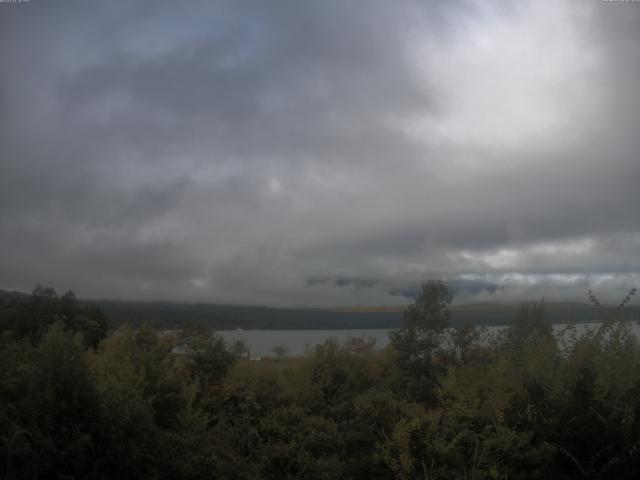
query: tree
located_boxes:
[30,322,102,478]
[232,339,249,357]
[507,298,551,347]
[271,344,288,360]
[389,280,453,403]
[179,326,236,386]
[450,322,480,363]
[0,286,108,347]
[344,335,376,356]
[404,280,453,333]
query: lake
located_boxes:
[218,322,640,357]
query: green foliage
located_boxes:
[271,344,289,359]
[0,286,108,347]
[507,298,552,347]
[1,282,640,479]
[450,322,481,363]
[231,338,250,357]
[179,325,236,387]
[389,280,453,404]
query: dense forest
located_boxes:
[1,282,639,479]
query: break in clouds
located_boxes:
[0,0,639,306]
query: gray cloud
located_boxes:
[0,0,639,306]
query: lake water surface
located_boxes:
[219,322,640,357]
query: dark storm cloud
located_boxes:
[307,277,378,289]
[0,0,639,305]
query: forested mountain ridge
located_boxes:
[3,288,633,330]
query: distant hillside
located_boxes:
[2,289,636,330]
[0,288,29,300]
[88,300,403,330]
[86,299,638,330]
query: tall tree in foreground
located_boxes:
[389,280,453,404]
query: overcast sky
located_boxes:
[1,0,638,306]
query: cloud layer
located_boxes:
[1,0,639,306]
